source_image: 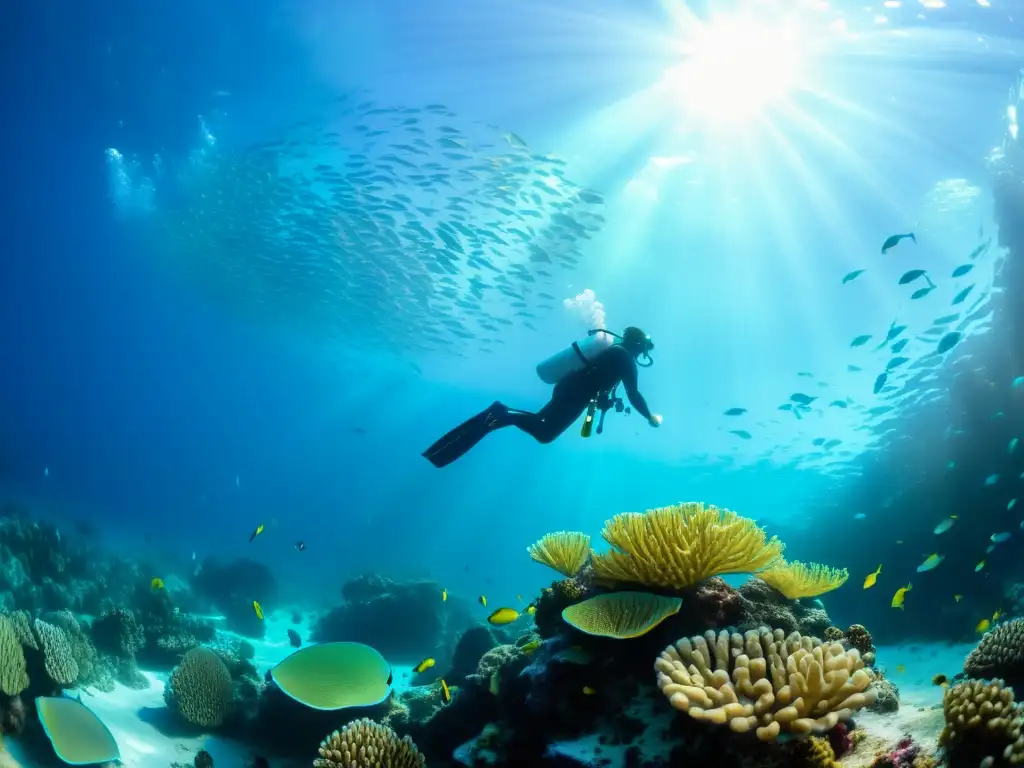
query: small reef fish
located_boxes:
[896,665,906,674]
[842,269,865,284]
[1011,499,1019,511]
[898,269,926,285]
[853,513,867,520]
[526,605,536,615]
[252,600,264,621]
[891,583,912,609]
[440,679,451,704]
[1014,376,1024,388]
[851,335,872,347]
[873,373,887,394]
[985,474,1000,486]
[517,594,522,602]
[933,674,949,687]
[294,541,306,552]
[952,285,974,305]
[1011,438,1019,454]
[882,232,916,253]
[863,565,882,589]
[933,516,958,534]
[151,578,165,590]
[286,628,301,647]
[488,608,520,626]
[249,523,265,543]
[954,595,963,602]
[937,332,963,354]
[976,560,986,572]
[730,430,752,440]
[916,553,944,572]
[489,673,500,696]
[478,595,487,607]
[993,610,1003,622]
[991,532,1012,544]
[951,263,974,277]
[582,686,596,695]
[520,639,541,655]
[413,658,436,674]
[724,407,747,416]
[976,619,990,633]
[441,589,447,602]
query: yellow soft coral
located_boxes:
[655,627,875,741]
[591,502,783,589]
[527,531,590,577]
[757,560,849,599]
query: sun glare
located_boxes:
[661,14,806,125]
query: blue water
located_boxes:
[3,0,1024,661]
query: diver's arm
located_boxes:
[620,358,656,423]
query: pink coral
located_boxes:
[871,736,920,767]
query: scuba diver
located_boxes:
[422,326,662,469]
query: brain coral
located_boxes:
[164,647,233,727]
[315,717,425,768]
[964,619,1024,680]
[591,502,783,590]
[33,619,78,687]
[654,627,875,741]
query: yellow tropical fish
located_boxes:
[526,605,536,615]
[976,618,991,633]
[248,523,264,543]
[863,565,882,589]
[440,679,451,704]
[891,583,912,609]
[413,658,435,674]
[487,608,520,626]
[520,639,541,656]
[441,589,447,602]
[993,610,1002,622]
[478,595,487,607]
[489,673,500,696]
[582,686,596,695]
[954,594,963,602]
[150,578,165,590]
[896,664,906,674]
[252,600,264,621]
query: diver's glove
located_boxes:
[648,414,663,427]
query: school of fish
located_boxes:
[119,93,608,357]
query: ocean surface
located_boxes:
[4,1,1024,766]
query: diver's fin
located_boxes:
[423,402,508,468]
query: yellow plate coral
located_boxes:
[591,502,783,589]
[561,591,682,639]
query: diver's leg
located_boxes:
[504,397,587,444]
[422,401,511,468]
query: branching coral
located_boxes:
[164,647,233,727]
[314,717,425,768]
[654,627,875,741]
[964,619,1024,680]
[527,532,590,578]
[939,678,1024,765]
[591,502,783,590]
[757,561,849,599]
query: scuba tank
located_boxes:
[536,330,614,385]
[580,401,597,438]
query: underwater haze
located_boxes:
[5,0,1024,764]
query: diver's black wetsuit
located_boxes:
[423,344,653,468]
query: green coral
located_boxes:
[0,615,28,695]
[165,647,234,727]
[33,618,78,687]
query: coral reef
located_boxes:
[0,618,28,696]
[165,647,234,728]
[445,625,498,685]
[654,627,876,740]
[32,618,77,687]
[314,574,471,661]
[315,718,425,768]
[590,502,785,589]
[868,676,901,713]
[964,619,1024,683]
[192,557,276,639]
